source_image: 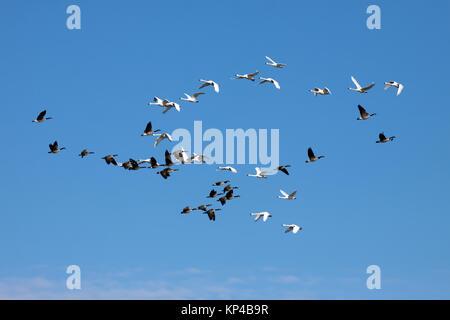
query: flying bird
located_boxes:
[222,184,238,193]
[204,208,221,221]
[195,204,212,211]
[234,71,259,81]
[172,148,189,164]
[79,149,95,158]
[148,97,169,107]
[207,189,220,198]
[199,79,220,93]
[384,81,404,96]
[309,87,331,96]
[258,77,280,89]
[156,167,178,179]
[139,156,160,168]
[213,180,230,186]
[33,110,53,123]
[161,101,181,114]
[154,133,173,148]
[265,56,287,68]
[357,105,376,120]
[102,154,119,166]
[218,166,237,173]
[163,150,175,167]
[181,206,197,214]
[180,92,205,103]
[250,212,272,222]
[348,76,375,93]
[141,121,160,136]
[282,224,302,234]
[278,189,297,200]
[190,153,208,163]
[376,132,396,143]
[275,165,291,175]
[306,148,325,163]
[128,158,146,170]
[247,167,269,178]
[48,141,65,154]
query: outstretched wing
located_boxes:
[193,92,205,98]
[144,121,152,133]
[351,76,361,89]
[379,133,386,141]
[397,84,404,96]
[358,105,367,116]
[265,56,276,64]
[37,110,46,120]
[362,82,375,91]
[289,190,297,197]
[280,189,289,197]
[308,147,315,159]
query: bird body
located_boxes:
[218,166,237,173]
[157,167,178,179]
[33,110,53,123]
[384,81,404,96]
[278,189,297,200]
[258,77,280,89]
[265,56,287,68]
[357,105,376,120]
[282,224,302,234]
[234,71,259,81]
[348,76,375,93]
[309,87,331,96]
[141,121,160,136]
[79,149,94,158]
[48,141,65,154]
[376,133,396,143]
[102,154,118,166]
[180,92,205,103]
[306,148,325,163]
[204,208,221,221]
[247,167,269,178]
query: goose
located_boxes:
[306,148,325,163]
[148,96,169,107]
[162,101,181,114]
[223,184,238,193]
[190,153,208,163]
[309,87,331,96]
[156,167,178,179]
[234,71,259,81]
[118,160,131,170]
[275,165,291,175]
[102,154,119,166]
[163,150,175,167]
[154,133,173,148]
[265,56,287,68]
[195,204,212,211]
[181,206,197,214]
[33,110,53,123]
[282,224,302,234]
[48,141,65,154]
[207,189,220,198]
[217,189,240,206]
[128,158,146,170]
[376,132,396,143]
[79,149,95,158]
[225,189,240,200]
[217,166,237,173]
[348,76,375,93]
[204,208,221,221]
[357,105,376,120]
[141,121,161,136]
[199,79,220,93]
[258,77,280,89]
[278,189,297,200]
[172,148,189,164]
[247,167,269,178]
[250,212,272,222]
[384,81,404,96]
[180,92,205,103]
[139,156,159,168]
[213,180,230,186]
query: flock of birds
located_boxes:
[33,55,404,235]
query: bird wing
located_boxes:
[165,133,173,141]
[254,214,262,222]
[144,121,152,133]
[308,148,315,159]
[362,82,375,91]
[230,167,237,173]
[165,150,174,165]
[265,56,276,64]
[289,190,297,197]
[199,82,209,89]
[280,189,289,197]
[212,82,220,93]
[358,105,367,116]
[279,167,289,175]
[263,214,269,222]
[193,92,205,98]
[379,133,386,141]
[351,76,361,89]
[154,135,164,147]
[384,83,392,90]
[37,110,46,120]
[397,84,404,96]
[162,106,171,114]
[272,79,280,89]
[293,226,300,234]
[285,226,293,233]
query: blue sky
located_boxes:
[0,0,450,299]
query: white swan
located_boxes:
[348,76,375,93]
[199,79,220,93]
[154,133,173,148]
[258,77,280,89]
[180,92,205,103]
[384,81,404,96]
[247,167,269,178]
[265,56,287,68]
[309,87,331,96]
[282,224,302,234]
[278,189,296,200]
[217,166,237,173]
[250,212,272,222]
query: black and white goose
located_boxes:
[275,165,291,175]
[141,121,160,136]
[204,208,221,221]
[357,105,376,120]
[33,110,53,123]
[181,206,197,214]
[139,156,160,168]
[48,141,65,154]
[207,189,220,198]
[156,167,178,179]
[79,149,95,158]
[102,154,119,166]
[306,148,325,163]
[376,133,396,143]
